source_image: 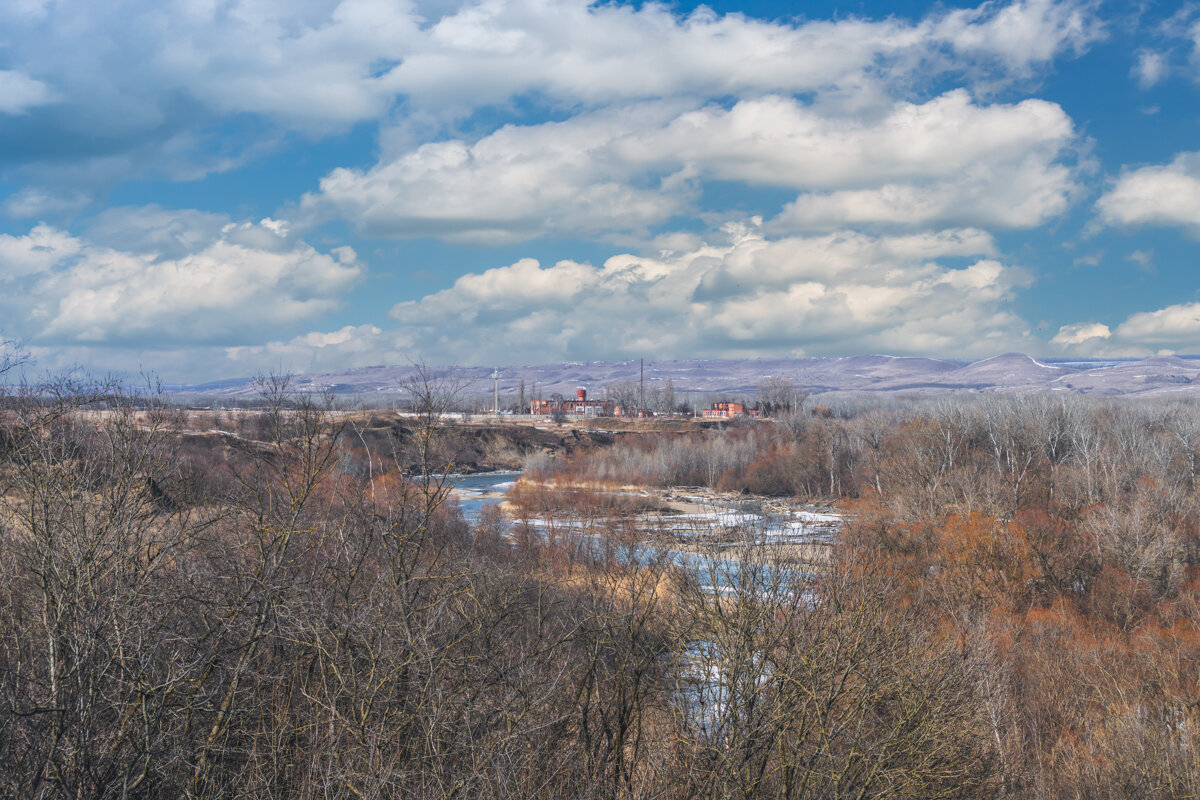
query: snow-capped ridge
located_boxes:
[163,353,1200,399]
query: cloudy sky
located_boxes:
[1,0,1199,381]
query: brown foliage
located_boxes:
[10,387,1200,798]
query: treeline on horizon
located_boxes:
[3,374,1200,798]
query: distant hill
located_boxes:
[164,354,1200,402]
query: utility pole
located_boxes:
[639,358,645,416]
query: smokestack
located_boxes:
[577,387,587,400]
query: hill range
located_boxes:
[165,353,1200,402]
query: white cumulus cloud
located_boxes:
[0,211,361,346]
[1051,321,1111,347]
[0,0,1102,204]
[309,104,696,243]
[934,0,1101,71]
[310,91,1081,242]
[1096,151,1200,236]
[375,225,1034,365]
[766,91,1078,231]
[386,0,1101,109]
[1054,304,1200,358]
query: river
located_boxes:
[448,470,522,521]
[447,471,838,595]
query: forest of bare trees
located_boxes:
[527,392,1200,798]
[4,379,1200,798]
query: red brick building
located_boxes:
[701,401,762,419]
[531,388,615,417]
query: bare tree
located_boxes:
[758,376,808,417]
[675,544,999,800]
[658,378,676,416]
[607,381,640,416]
[0,376,206,798]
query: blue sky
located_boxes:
[1,0,1199,381]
